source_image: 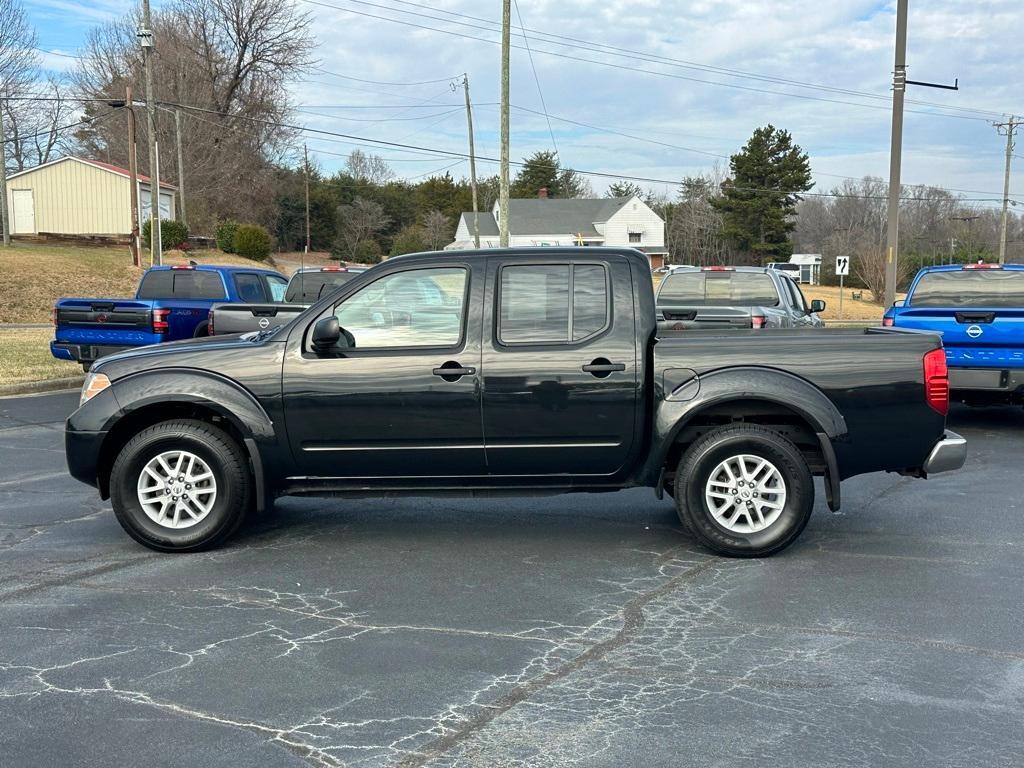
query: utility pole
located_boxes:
[139,0,162,265]
[0,94,10,247]
[126,86,141,266]
[995,117,1018,265]
[883,0,908,309]
[498,0,511,248]
[303,143,311,262]
[461,74,481,248]
[174,108,187,229]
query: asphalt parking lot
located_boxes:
[1,390,1022,767]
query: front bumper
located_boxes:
[65,427,107,490]
[922,431,967,476]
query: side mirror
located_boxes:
[809,299,826,314]
[311,316,341,352]
[892,299,905,308]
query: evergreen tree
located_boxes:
[711,125,813,261]
[510,150,589,198]
[606,180,643,199]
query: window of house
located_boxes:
[498,263,609,344]
[331,267,466,349]
[628,232,642,244]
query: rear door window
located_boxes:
[234,273,267,302]
[286,272,358,303]
[911,270,1024,308]
[138,270,227,300]
[498,263,609,344]
[659,271,779,307]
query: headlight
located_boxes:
[80,372,112,406]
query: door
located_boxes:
[282,262,486,479]
[10,190,34,234]
[481,256,639,478]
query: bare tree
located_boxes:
[421,209,451,250]
[335,197,390,261]
[0,0,37,94]
[345,150,395,185]
[665,174,730,266]
[3,77,78,172]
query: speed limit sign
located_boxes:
[835,255,850,276]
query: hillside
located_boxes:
[0,243,279,324]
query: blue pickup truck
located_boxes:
[51,264,288,370]
[883,263,1024,405]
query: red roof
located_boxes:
[80,158,177,190]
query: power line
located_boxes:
[511,0,557,156]
[296,0,1013,123]
[309,67,460,86]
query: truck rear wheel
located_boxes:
[109,419,251,552]
[674,425,813,558]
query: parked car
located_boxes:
[883,263,1024,405]
[51,264,288,370]
[208,266,363,336]
[65,247,964,557]
[656,266,825,330]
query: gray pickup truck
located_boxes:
[208,266,366,336]
[657,266,825,331]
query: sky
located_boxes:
[21,0,1024,210]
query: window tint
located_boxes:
[658,271,779,307]
[911,270,1024,308]
[781,277,804,312]
[138,270,227,300]
[234,273,266,303]
[332,267,466,349]
[267,276,288,302]
[286,272,357,303]
[499,263,609,344]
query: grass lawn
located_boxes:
[0,242,276,324]
[0,328,80,386]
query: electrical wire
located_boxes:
[511,0,557,156]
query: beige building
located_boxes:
[4,156,176,236]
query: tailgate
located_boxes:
[893,307,1024,368]
[659,305,753,330]
[56,299,152,329]
[210,303,305,335]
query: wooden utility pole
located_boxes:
[0,94,10,247]
[498,0,511,248]
[126,86,141,266]
[139,0,162,265]
[461,74,481,248]
[995,117,1018,265]
[174,108,187,229]
[883,0,908,309]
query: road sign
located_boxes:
[835,255,850,277]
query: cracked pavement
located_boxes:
[0,391,1022,767]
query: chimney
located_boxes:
[537,187,548,199]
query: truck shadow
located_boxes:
[946,402,1024,430]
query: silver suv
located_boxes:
[656,266,826,330]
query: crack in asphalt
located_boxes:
[394,558,718,768]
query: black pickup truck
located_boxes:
[65,248,965,557]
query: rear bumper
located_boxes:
[51,341,134,364]
[948,367,1024,393]
[922,431,967,476]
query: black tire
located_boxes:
[673,425,813,558]
[109,419,251,552]
[193,322,210,338]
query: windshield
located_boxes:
[285,272,357,303]
[910,270,1024,308]
[658,271,780,307]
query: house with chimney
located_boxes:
[447,190,668,268]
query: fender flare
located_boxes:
[651,366,847,510]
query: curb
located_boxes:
[0,376,84,397]
[0,323,51,329]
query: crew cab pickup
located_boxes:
[657,266,825,330]
[65,248,965,557]
[51,264,288,369]
[208,266,363,336]
[883,263,1024,404]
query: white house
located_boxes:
[447,193,668,268]
[789,254,823,284]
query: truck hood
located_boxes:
[93,332,283,379]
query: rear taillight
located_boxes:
[923,348,949,416]
[882,316,894,327]
[52,306,58,328]
[153,308,171,334]
[751,314,766,329]
[207,309,214,336]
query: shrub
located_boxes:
[233,224,273,262]
[215,219,239,253]
[142,219,189,250]
[352,239,384,264]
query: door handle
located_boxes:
[433,361,476,381]
[582,358,626,377]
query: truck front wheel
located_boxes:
[109,419,251,552]
[674,425,814,558]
